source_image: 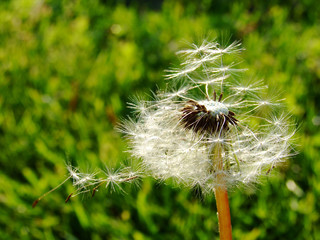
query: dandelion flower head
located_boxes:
[122,40,295,193]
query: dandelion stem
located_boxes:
[214,143,232,240]
[32,176,72,208]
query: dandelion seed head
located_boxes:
[61,40,295,198]
[122,40,295,193]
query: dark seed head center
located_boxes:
[181,97,238,135]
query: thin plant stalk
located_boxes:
[214,143,232,240]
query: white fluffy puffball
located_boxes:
[121,40,295,193]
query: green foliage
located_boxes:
[0,0,319,239]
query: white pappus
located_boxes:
[121,40,296,193]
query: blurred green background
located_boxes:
[0,0,319,239]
